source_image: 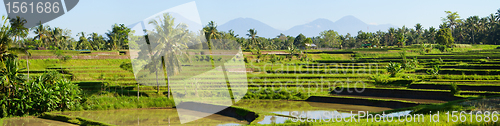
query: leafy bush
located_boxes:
[427,65,441,75]
[450,83,460,95]
[371,74,414,87]
[402,57,419,70]
[434,44,448,52]
[0,72,82,117]
[243,88,308,100]
[386,62,403,77]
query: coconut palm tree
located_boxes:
[0,16,12,60]
[32,23,51,48]
[76,32,91,50]
[203,21,219,68]
[414,23,423,44]
[246,28,258,49]
[9,16,28,47]
[147,13,190,96]
[387,27,396,46]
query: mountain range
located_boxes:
[218,15,397,38]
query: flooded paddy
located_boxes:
[55,108,249,126]
[1,117,76,126]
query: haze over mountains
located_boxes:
[218,15,397,38]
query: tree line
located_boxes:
[1,9,499,55]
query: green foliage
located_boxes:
[433,44,448,52]
[402,57,419,70]
[436,28,454,47]
[449,83,461,95]
[80,96,174,110]
[0,71,82,117]
[427,65,441,75]
[119,62,133,73]
[53,50,72,62]
[243,88,308,100]
[294,34,306,48]
[371,73,414,87]
[244,57,249,63]
[0,57,26,91]
[386,62,403,77]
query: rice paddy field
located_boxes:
[5,45,500,125]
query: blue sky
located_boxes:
[1,0,499,37]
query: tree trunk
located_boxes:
[167,76,170,98]
[156,70,159,94]
[27,57,29,80]
[137,83,139,100]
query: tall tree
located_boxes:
[32,23,51,48]
[9,16,28,47]
[442,11,462,33]
[294,34,306,48]
[246,28,259,49]
[436,28,454,47]
[203,21,220,51]
[414,23,423,44]
[148,13,191,96]
[495,8,500,21]
[76,32,91,50]
[106,24,131,50]
[0,16,12,60]
[319,30,340,48]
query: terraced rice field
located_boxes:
[17,48,500,117]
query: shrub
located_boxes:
[0,72,82,117]
[402,57,419,70]
[427,65,441,75]
[434,44,447,52]
[450,83,461,95]
[386,62,403,77]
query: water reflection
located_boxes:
[56,109,248,126]
[1,117,76,126]
[257,110,413,124]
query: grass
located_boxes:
[79,96,175,111]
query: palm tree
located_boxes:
[495,9,500,22]
[0,16,12,60]
[442,11,462,32]
[147,13,190,96]
[387,27,396,46]
[414,23,423,44]
[228,29,238,38]
[32,23,51,48]
[246,28,258,49]
[76,32,91,50]
[9,16,28,47]
[426,27,437,44]
[203,21,219,68]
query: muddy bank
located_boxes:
[20,55,130,59]
[331,88,464,101]
[176,102,259,123]
[306,96,419,109]
[410,84,500,92]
